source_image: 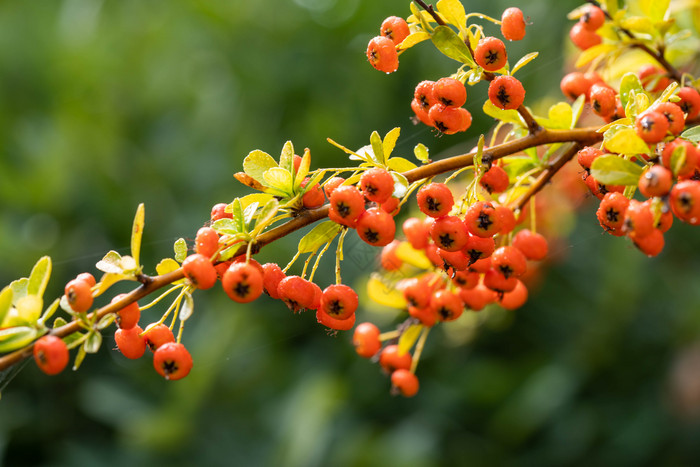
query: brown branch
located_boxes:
[412,0,446,26]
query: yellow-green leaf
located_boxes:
[295,148,312,189]
[96,251,123,274]
[511,52,539,75]
[619,72,644,109]
[640,0,669,22]
[571,94,586,129]
[575,43,617,68]
[398,324,423,355]
[391,172,409,198]
[254,198,280,232]
[590,154,644,185]
[180,292,194,322]
[367,275,407,309]
[0,286,12,326]
[670,143,688,177]
[399,31,430,50]
[174,238,187,263]
[130,203,145,266]
[39,298,60,326]
[298,220,342,254]
[243,150,278,185]
[604,128,651,155]
[547,102,573,130]
[263,167,293,193]
[156,258,181,276]
[414,143,430,163]
[10,278,28,306]
[0,326,38,353]
[681,125,700,143]
[15,295,42,323]
[620,16,655,35]
[431,25,475,66]
[383,127,401,159]
[73,345,86,371]
[436,0,466,29]
[370,131,385,166]
[395,242,432,269]
[387,157,417,173]
[27,256,51,298]
[280,141,295,175]
[483,99,524,127]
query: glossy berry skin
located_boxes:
[465,202,502,238]
[402,217,430,250]
[430,215,469,252]
[429,104,471,134]
[411,98,433,127]
[356,207,396,247]
[498,280,529,310]
[480,165,509,193]
[417,183,454,218]
[319,284,358,320]
[623,199,655,238]
[316,308,355,331]
[501,7,526,41]
[639,65,671,93]
[577,146,603,172]
[670,180,700,223]
[144,324,175,352]
[353,322,381,358]
[495,205,516,234]
[596,192,629,235]
[474,37,507,71]
[222,262,264,303]
[381,196,400,216]
[309,282,322,311]
[195,227,219,259]
[431,289,464,321]
[329,185,365,227]
[323,176,345,199]
[589,84,616,118]
[579,5,605,31]
[360,168,395,204]
[379,344,412,373]
[639,165,673,198]
[211,203,233,221]
[33,335,69,375]
[182,253,218,290]
[569,22,602,50]
[366,36,398,73]
[380,240,402,271]
[114,325,147,360]
[512,229,548,261]
[584,174,624,200]
[301,178,325,209]
[414,80,437,112]
[661,139,698,177]
[652,102,685,135]
[677,87,700,120]
[459,283,498,311]
[463,233,496,264]
[488,75,525,110]
[635,111,669,144]
[434,77,467,107]
[483,268,518,293]
[391,369,419,397]
[491,246,528,279]
[65,278,93,313]
[111,294,140,330]
[380,16,409,45]
[277,275,316,312]
[560,72,591,100]
[153,342,193,381]
[439,249,470,272]
[402,277,432,309]
[452,270,480,290]
[76,272,96,288]
[633,228,665,257]
[262,263,286,299]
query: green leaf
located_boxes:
[383,127,401,159]
[16,295,42,323]
[670,144,688,177]
[387,157,417,172]
[398,324,423,355]
[254,198,280,232]
[232,198,246,234]
[96,251,123,274]
[243,150,278,185]
[483,99,524,127]
[0,327,38,353]
[0,286,13,326]
[370,131,386,166]
[263,167,293,194]
[96,314,116,330]
[73,344,86,371]
[399,31,430,50]
[414,143,430,163]
[10,278,28,305]
[431,25,476,67]
[84,331,102,354]
[681,125,700,143]
[511,52,539,75]
[575,43,617,68]
[619,72,644,109]
[502,156,537,179]
[130,203,145,266]
[279,141,295,176]
[367,275,407,309]
[571,94,586,129]
[27,256,51,299]
[547,102,573,130]
[243,202,259,227]
[604,128,651,155]
[391,172,410,198]
[436,0,466,29]
[180,292,194,322]
[640,0,669,22]
[620,16,655,35]
[603,0,618,16]
[590,154,644,185]
[53,316,68,329]
[298,221,342,254]
[295,149,312,189]
[212,218,241,235]
[38,298,60,327]
[174,238,187,263]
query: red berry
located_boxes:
[65,278,93,313]
[495,205,517,234]
[316,308,356,331]
[309,282,322,311]
[143,324,175,352]
[639,165,673,198]
[491,246,528,279]
[589,84,616,118]
[366,36,398,73]
[438,248,470,272]
[670,180,700,223]
[379,344,412,373]
[677,87,700,120]
[512,229,548,261]
[414,80,437,112]
[429,104,470,135]
[596,192,630,235]
[465,202,502,238]
[430,215,469,252]
[635,111,669,143]
[583,173,624,200]
[381,196,400,216]
[579,5,605,31]
[329,185,365,227]
[182,253,218,290]
[434,77,467,107]
[293,154,302,174]
[301,178,325,209]
[560,72,592,101]
[380,240,402,271]
[319,284,358,320]
[277,275,316,312]
[360,168,395,204]
[463,233,496,264]
[569,22,602,50]
[416,183,453,218]
[474,37,508,72]
[402,277,432,309]
[488,75,525,110]
[639,65,671,92]
[323,176,345,199]
[483,268,519,293]
[402,217,430,250]
[501,7,526,41]
[480,165,509,193]
[411,98,434,127]
[211,203,233,221]
[391,369,420,397]
[153,342,193,381]
[577,146,604,171]
[380,16,410,45]
[656,208,674,233]
[431,289,464,321]
[661,139,698,177]
[195,227,219,259]
[452,270,480,290]
[498,280,528,310]
[353,322,381,358]
[114,325,147,359]
[111,294,140,330]
[356,207,396,246]
[623,199,655,238]
[632,228,665,257]
[33,335,69,375]
[652,102,686,135]
[222,262,264,303]
[262,263,286,299]
[459,283,498,311]
[76,272,96,288]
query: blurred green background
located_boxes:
[2,0,700,466]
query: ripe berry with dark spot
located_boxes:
[652,102,685,135]
[115,325,147,360]
[633,228,665,257]
[144,324,175,352]
[430,215,468,252]
[431,289,464,321]
[452,270,480,290]
[623,199,655,238]
[495,205,517,234]
[319,284,358,321]
[111,294,140,330]
[414,80,437,111]
[301,178,325,209]
[323,176,345,199]
[65,278,93,313]
[463,233,496,264]
[402,277,432,309]
[480,164,509,193]
[677,87,700,120]
[380,16,410,45]
[316,307,355,331]
[639,165,673,198]
[353,322,381,358]
[577,146,604,172]
[411,98,433,127]
[379,344,412,373]
[391,369,419,397]
[560,72,592,100]
[439,248,470,272]
[356,207,396,246]
[262,262,286,299]
[579,4,605,31]
[498,280,528,310]
[402,217,430,250]
[360,168,395,204]
[429,104,471,134]
[434,77,467,107]
[366,36,398,73]
[583,173,624,200]
[416,183,453,218]
[569,22,602,50]
[465,202,502,238]
[182,253,218,290]
[596,192,629,235]
[488,75,525,110]
[661,139,698,177]
[474,37,508,72]
[222,262,264,303]
[277,275,316,312]
[512,229,548,261]
[329,185,365,227]
[459,283,498,311]
[491,246,528,279]
[501,7,526,41]
[670,180,700,224]
[33,335,69,375]
[483,267,519,293]
[153,342,193,381]
[589,84,616,118]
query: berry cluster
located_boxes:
[569,4,604,50]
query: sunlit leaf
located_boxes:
[243,150,278,185]
[414,143,430,163]
[298,221,342,254]
[604,128,651,155]
[436,0,466,29]
[547,102,573,130]
[156,258,182,276]
[231,198,246,234]
[15,295,42,323]
[96,314,116,330]
[391,172,410,198]
[383,127,401,159]
[10,278,28,306]
[367,275,407,309]
[571,94,586,129]
[280,140,295,175]
[130,203,145,266]
[73,345,86,371]
[96,251,123,274]
[431,25,476,66]
[370,131,386,166]
[619,72,644,109]
[84,332,102,354]
[575,43,617,68]
[399,31,430,50]
[180,292,194,322]
[680,125,700,143]
[483,99,524,127]
[398,324,423,355]
[640,0,669,22]
[174,238,188,263]
[263,167,293,193]
[387,157,417,172]
[670,144,688,177]
[395,242,432,269]
[620,16,655,35]
[27,256,51,299]
[590,154,644,185]
[254,198,280,232]
[243,202,259,227]
[0,327,37,353]
[295,148,312,189]
[0,286,12,326]
[511,52,539,75]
